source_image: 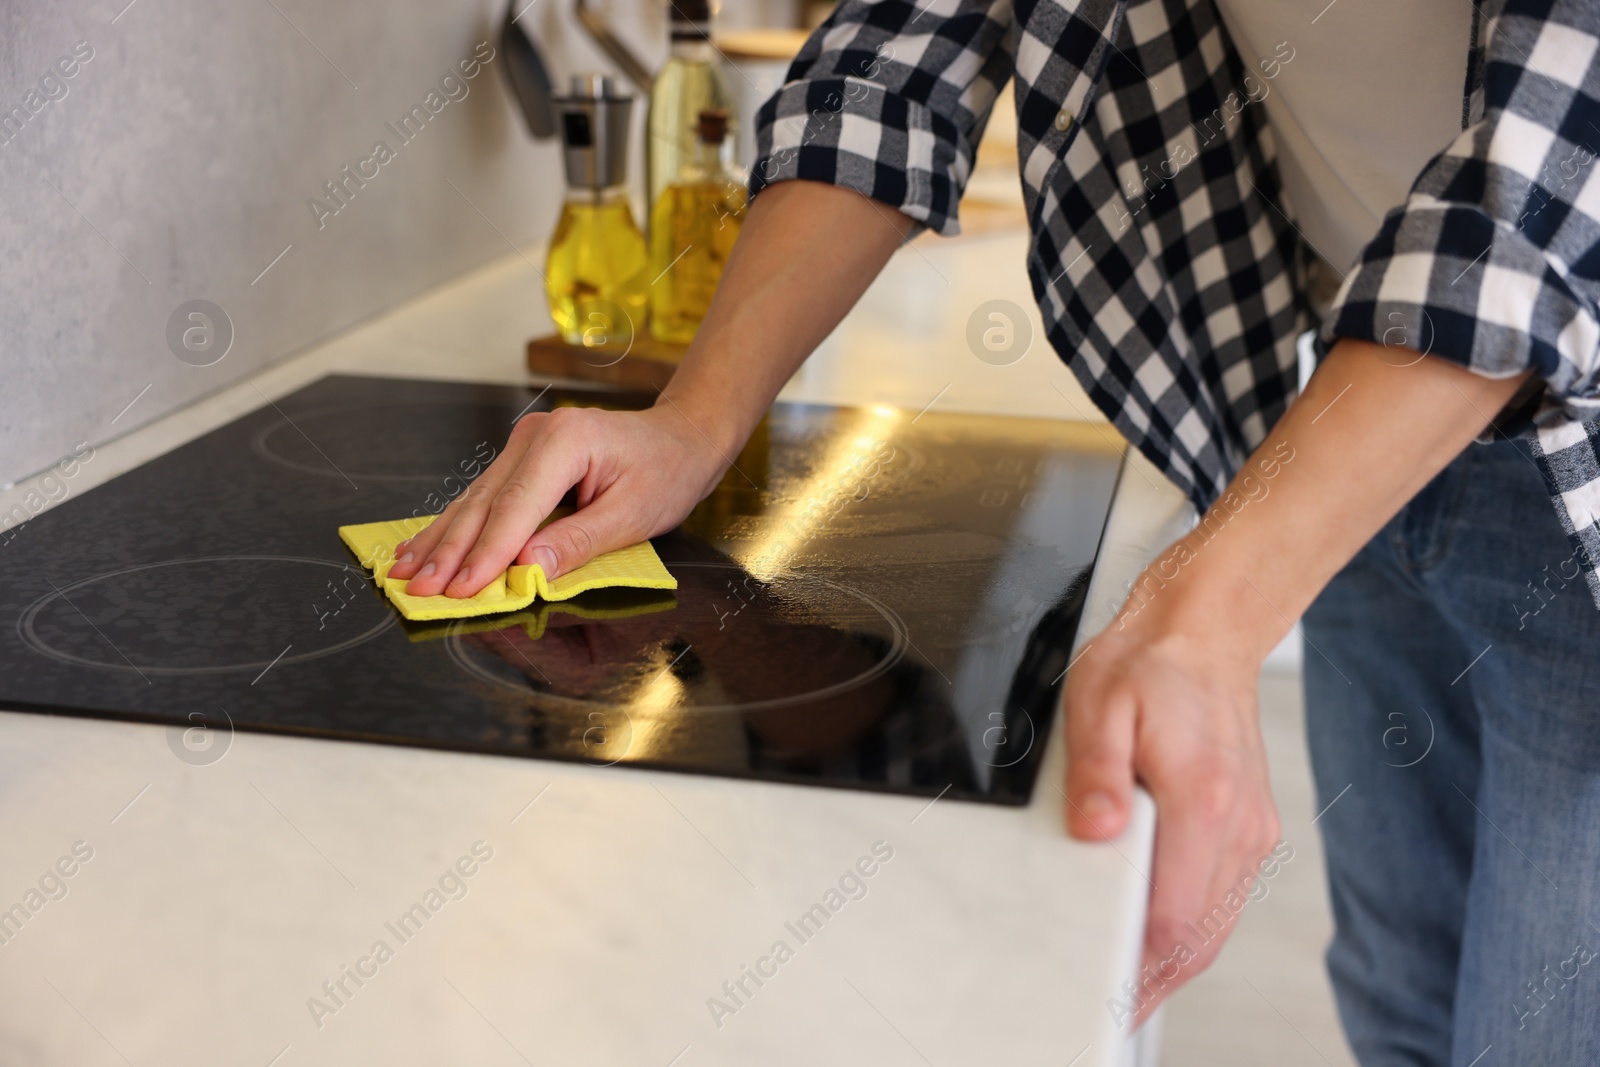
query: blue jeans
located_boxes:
[1303,436,1600,1066]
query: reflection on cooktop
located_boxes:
[0,375,1122,804]
[444,563,907,714]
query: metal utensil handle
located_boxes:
[574,0,656,91]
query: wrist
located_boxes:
[1110,528,1291,675]
[646,388,748,486]
[656,361,766,460]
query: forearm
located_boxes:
[1122,339,1534,665]
[658,180,916,455]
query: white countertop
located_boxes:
[0,229,1193,1067]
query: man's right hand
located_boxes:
[386,403,728,597]
[389,180,918,599]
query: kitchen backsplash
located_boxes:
[0,0,790,487]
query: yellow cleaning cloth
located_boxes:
[338,514,677,622]
[400,593,678,643]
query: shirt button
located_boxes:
[1054,107,1074,132]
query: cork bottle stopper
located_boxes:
[670,0,711,23]
[696,108,730,145]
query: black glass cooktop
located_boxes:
[0,375,1121,804]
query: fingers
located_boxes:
[1063,665,1137,840]
[387,415,542,583]
[389,414,544,593]
[386,504,476,588]
[1138,765,1232,990]
[1130,754,1280,1025]
[1063,625,1281,1033]
[385,509,468,587]
[514,489,645,578]
[385,511,454,582]
[416,407,597,597]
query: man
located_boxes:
[391,0,1600,1059]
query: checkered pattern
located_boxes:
[751,0,1300,537]
[1323,0,1600,604]
[754,0,1600,607]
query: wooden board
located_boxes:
[526,333,687,390]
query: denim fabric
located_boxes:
[1303,436,1600,1066]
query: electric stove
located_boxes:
[0,375,1122,804]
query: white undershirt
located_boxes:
[1212,0,1474,273]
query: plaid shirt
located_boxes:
[751,0,1600,608]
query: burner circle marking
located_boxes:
[19,556,395,675]
[250,399,526,483]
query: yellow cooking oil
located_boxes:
[649,110,746,345]
[645,0,731,211]
[545,187,649,347]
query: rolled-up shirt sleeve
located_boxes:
[1320,0,1600,430]
[749,0,1016,236]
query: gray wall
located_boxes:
[2,0,772,486]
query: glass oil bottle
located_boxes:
[646,0,732,214]
[649,109,747,345]
[545,75,648,347]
